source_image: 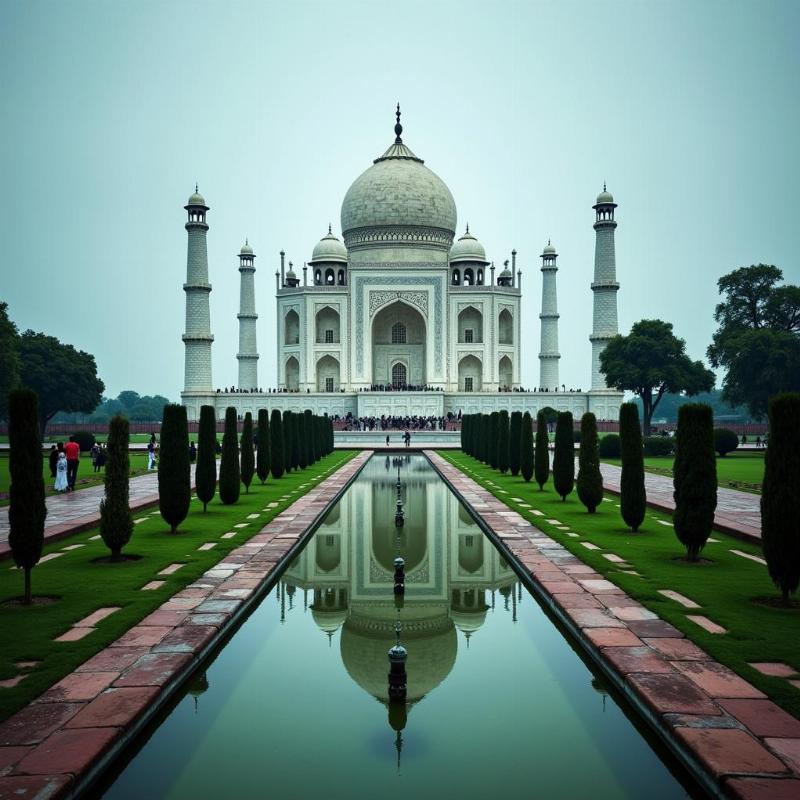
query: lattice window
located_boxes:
[464,376,473,392]
[325,377,334,392]
[391,362,407,388]
[325,329,334,343]
[391,322,406,344]
[464,329,473,343]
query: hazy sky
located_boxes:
[2,0,798,400]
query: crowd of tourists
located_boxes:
[333,413,460,431]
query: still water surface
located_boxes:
[99,455,698,799]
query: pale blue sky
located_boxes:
[1,0,798,399]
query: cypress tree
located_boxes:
[158,403,191,532]
[509,411,522,476]
[291,413,301,471]
[534,411,550,490]
[195,405,217,510]
[576,412,603,513]
[8,389,46,604]
[619,402,646,532]
[303,410,314,466]
[256,408,270,484]
[283,410,294,473]
[761,393,800,604]
[520,411,534,482]
[99,414,133,558]
[479,414,489,463]
[270,409,284,479]
[240,412,255,493]
[497,410,510,473]
[552,411,574,501]
[673,403,717,561]
[218,406,241,505]
[297,411,308,469]
[329,416,335,455]
[488,412,500,469]
[461,415,469,454]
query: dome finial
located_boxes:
[603,181,606,192]
[465,222,469,234]
[394,102,403,143]
[195,182,198,193]
[328,222,332,235]
[245,237,248,246]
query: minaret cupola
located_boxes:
[309,224,349,286]
[449,225,489,286]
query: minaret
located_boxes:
[538,241,560,390]
[236,240,258,390]
[590,185,620,390]
[182,186,214,396]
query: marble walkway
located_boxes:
[0,451,372,798]
[599,462,762,544]
[428,451,799,800]
[0,467,197,559]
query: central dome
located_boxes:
[340,110,457,252]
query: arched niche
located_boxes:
[498,355,513,389]
[315,306,340,343]
[498,309,513,345]
[458,354,482,392]
[285,356,299,391]
[458,305,482,343]
[317,354,340,392]
[284,309,300,345]
[371,301,426,387]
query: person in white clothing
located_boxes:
[54,452,68,492]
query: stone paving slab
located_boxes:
[426,450,798,798]
[0,466,197,560]
[0,451,371,797]
[599,461,761,544]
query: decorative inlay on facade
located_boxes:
[368,290,428,317]
[354,276,443,374]
[456,350,484,362]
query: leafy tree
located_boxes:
[552,412,574,501]
[0,302,20,421]
[240,412,255,493]
[520,412,534,482]
[219,407,241,504]
[713,428,739,457]
[600,319,715,435]
[488,412,500,470]
[17,330,105,436]
[708,265,800,419]
[283,411,294,473]
[195,405,217,510]
[534,411,550,490]
[8,389,46,604]
[99,414,133,558]
[619,403,646,532]
[632,389,751,425]
[158,404,191,533]
[673,404,717,561]
[509,411,522,476]
[270,409,285,479]
[576,413,603,513]
[497,410,510,473]
[256,409,270,484]
[761,393,800,605]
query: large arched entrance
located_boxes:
[371,302,426,387]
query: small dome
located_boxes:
[286,262,297,278]
[240,240,254,255]
[542,241,556,255]
[596,187,614,205]
[309,227,348,265]
[187,189,207,207]
[449,227,489,265]
[499,263,512,278]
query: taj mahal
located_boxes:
[180,107,623,422]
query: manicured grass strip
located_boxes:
[603,450,765,493]
[0,453,152,505]
[0,451,357,721]
[439,450,800,721]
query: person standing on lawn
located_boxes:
[48,444,58,478]
[63,436,80,491]
[54,451,68,492]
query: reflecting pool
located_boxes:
[98,455,698,799]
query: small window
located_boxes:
[464,377,473,392]
[392,362,407,388]
[326,535,334,547]
[391,322,406,344]
[324,329,334,343]
[465,535,474,547]
[325,377,334,392]
[464,329,473,343]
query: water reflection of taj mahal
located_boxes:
[282,456,519,707]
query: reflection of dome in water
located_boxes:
[311,606,348,634]
[458,534,484,574]
[340,607,457,703]
[315,534,341,572]
[450,608,488,635]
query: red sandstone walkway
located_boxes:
[428,451,799,800]
[599,462,762,544]
[0,467,197,560]
[0,452,371,799]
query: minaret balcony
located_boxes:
[590,281,620,291]
[183,282,212,293]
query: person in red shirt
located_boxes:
[63,437,80,491]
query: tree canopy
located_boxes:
[600,319,714,435]
[707,265,800,419]
[0,302,20,421]
[18,330,105,435]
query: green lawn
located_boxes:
[0,453,152,506]
[0,450,357,721]
[440,450,800,720]
[602,450,765,493]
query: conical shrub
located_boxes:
[270,409,284,479]
[535,411,550,490]
[576,412,603,513]
[497,410,510,473]
[619,403,646,532]
[158,404,191,531]
[520,412,534,482]
[195,405,217,510]
[219,406,241,505]
[256,408,270,484]
[240,412,255,493]
[553,411,574,501]
[509,411,522,476]
[100,414,133,557]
